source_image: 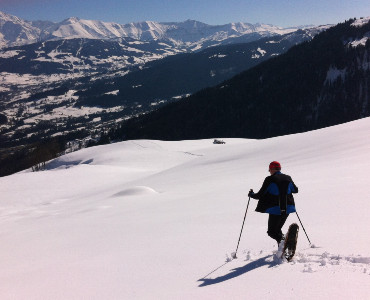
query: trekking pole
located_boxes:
[296,211,311,245]
[231,196,251,259]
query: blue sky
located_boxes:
[1,0,370,27]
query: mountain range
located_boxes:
[0,10,311,50]
[2,11,369,177]
[0,11,330,163]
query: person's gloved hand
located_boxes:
[248,189,254,197]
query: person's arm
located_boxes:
[289,177,298,194]
[249,177,271,199]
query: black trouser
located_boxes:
[267,213,289,243]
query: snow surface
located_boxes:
[350,36,370,47]
[1,118,370,299]
[252,47,267,59]
[351,17,370,27]
[0,50,24,58]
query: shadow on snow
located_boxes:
[198,255,278,287]
[46,158,94,170]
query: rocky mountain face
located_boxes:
[111,18,370,141]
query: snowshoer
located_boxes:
[248,161,298,245]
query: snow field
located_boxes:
[1,118,370,299]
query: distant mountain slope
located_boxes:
[0,37,184,75]
[0,11,325,140]
[0,28,322,156]
[0,11,328,152]
[76,28,323,108]
[114,18,370,140]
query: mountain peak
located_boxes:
[0,10,25,24]
[0,10,41,47]
[181,19,210,28]
[62,16,81,24]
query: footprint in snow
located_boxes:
[237,248,370,275]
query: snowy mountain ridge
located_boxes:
[0,11,41,48]
[0,10,313,49]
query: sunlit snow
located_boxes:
[1,117,370,299]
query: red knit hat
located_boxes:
[269,161,281,170]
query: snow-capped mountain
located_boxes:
[0,11,41,48]
[0,11,312,50]
[49,17,169,41]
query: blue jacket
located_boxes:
[250,171,298,215]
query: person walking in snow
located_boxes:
[248,161,298,245]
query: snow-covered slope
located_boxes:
[50,17,170,41]
[1,117,370,299]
